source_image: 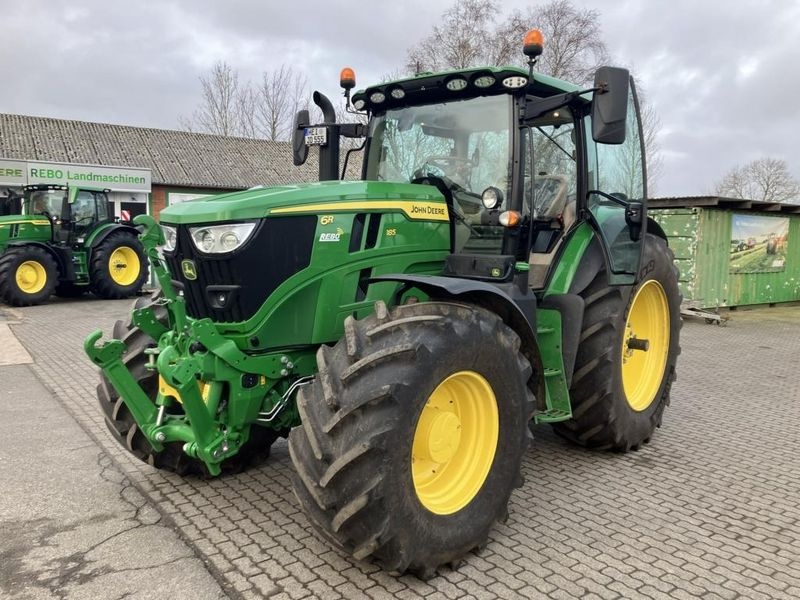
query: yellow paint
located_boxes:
[412,370,499,515]
[158,377,210,404]
[621,280,670,411]
[15,260,47,294]
[108,246,140,286]
[0,219,50,227]
[271,200,450,222]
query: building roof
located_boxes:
[0,113,326,190]
[650,195,800,215]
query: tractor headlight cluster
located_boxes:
[189,223,256,254]
[161,225,177,252]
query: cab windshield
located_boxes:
[24,189,64,217]
[365,94,512,253]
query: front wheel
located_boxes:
[0,246,59,306]
[288,301,535,577]
[90,231,148,299]
[553,234,682,450]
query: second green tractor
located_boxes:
[86,34,681,577]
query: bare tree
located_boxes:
[716,158,800,204]
[406,0,609,84]
[181,61,244,136]
[256,65,310,141]
[406,0,498,73]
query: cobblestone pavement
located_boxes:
[4,297,800,599]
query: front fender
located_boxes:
[370,274,545,408]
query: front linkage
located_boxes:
[84,215,311,475]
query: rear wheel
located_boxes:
[0,246,58,306]
[288,301,534,577]
[97,293,284,475]
[553,234,681,450]
[90,231,148,299]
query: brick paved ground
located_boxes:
[4,297,800,599]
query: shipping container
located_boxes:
[650,197,800,308]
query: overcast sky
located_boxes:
[2,0,798,197]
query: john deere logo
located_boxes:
[181,259,197,280]
[491,267,502,277]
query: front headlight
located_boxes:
[161,225,177,252]
[189,223,257,254]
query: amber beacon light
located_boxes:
[340,67,356,90]
[523,29,544,58]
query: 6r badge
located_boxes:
[181,259,198,280]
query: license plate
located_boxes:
[304,127,327,146]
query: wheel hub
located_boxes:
[15,260,46,294]
[621,280,670,411]
[415,409,462,463]
[411,370,499,515]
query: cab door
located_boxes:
[585,77,647,285]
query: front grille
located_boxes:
[165,216,317,322]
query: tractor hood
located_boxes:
[0,214,52,249]
[159,181,448,225]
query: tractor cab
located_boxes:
[23,184,113,246]
[297,51,648,296]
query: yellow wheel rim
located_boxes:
[15,260,47,294]
[108,246,140,286]
[621,280,670,411]
[412,370,499,515]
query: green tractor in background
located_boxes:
[86,30,681,577]
[0,184,148,305]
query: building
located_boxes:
[0,113,325,219]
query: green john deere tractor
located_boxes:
[0,184,148,306]
[86,33,681,577]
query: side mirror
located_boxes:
[591,67,629,145]
[292,109,310,166]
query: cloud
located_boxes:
[1,0,798,197]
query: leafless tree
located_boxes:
[716,158,800,204]
[406,0,609,84]
[180,61,244,136]
[256,65,310,141]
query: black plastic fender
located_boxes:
[90,224,140,250]
[370,274,546,409]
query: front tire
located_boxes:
[0,246,59,306]
[553,234,681,451]
[97,293,283,475]
[288,301,535,577]
[90,231,148,299]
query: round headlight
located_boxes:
[199,230,215,252]
[481,186,504,210]
[390,87,405,99]
[220,231,240,251]
[369,91,386,103]
[473,75,496,88]
[353,99,365,110]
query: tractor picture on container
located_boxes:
[0,184,148,306]
[86,30,681,578]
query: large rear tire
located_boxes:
[553,234,681,450]
[97,293,284,475]
[288,301,535,577]
[0,246,58,306]
[90,231,148,299]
